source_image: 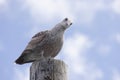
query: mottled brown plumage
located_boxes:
[15,18,72,64]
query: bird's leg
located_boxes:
[47,56,52,60]
[40,51,44,59]
[37,51,45,61]
[40,51,45,60]
[39,51,52,63]
[47,56,53,64]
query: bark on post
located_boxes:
[30,59,68,80]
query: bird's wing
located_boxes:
[15,30,49,64]
[23,30,49,53]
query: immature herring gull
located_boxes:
[15,18,72,64]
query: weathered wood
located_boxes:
[30,58,67,80]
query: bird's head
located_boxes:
[60,18,72,30]
[51,18,72,34]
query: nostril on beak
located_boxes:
[70,23,72,25]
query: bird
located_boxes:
[15,18,72,64]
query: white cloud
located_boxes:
[63,34,92,74]
[112,69,120,80]
[97,44,111,56]
[62,33,103,80]
[0,0,7,10]
[20,0,120,29]
[22,0,106,24]
[115,33,120,44]
[0,0,6,5]
[74,0,105,24]
[111,0,120,14]
[83,63,103,80]
[13,67,29,80]
[111,33,120,44]
[24,0,74,23]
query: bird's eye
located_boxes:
[64,18,68,21]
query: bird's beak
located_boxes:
[68,19,72,26]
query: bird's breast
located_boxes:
[42,35,63,57]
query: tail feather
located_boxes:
[15,50,34,65]
[15,54,34,64]
[15,56,25,64]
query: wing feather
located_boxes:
[15,30,49,64]
[25,30,48,50]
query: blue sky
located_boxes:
[0,0,120,80]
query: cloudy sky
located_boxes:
[0,0,120,80]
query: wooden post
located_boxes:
[30,58,68,80]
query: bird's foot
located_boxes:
[37,51,46,62]
[46,56,53,64]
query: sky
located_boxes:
[0,0,120,80]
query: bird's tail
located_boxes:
[15,56,25,64]
[15,55,34,65]
[15,51,34,65]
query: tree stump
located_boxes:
[30,59,67,80]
